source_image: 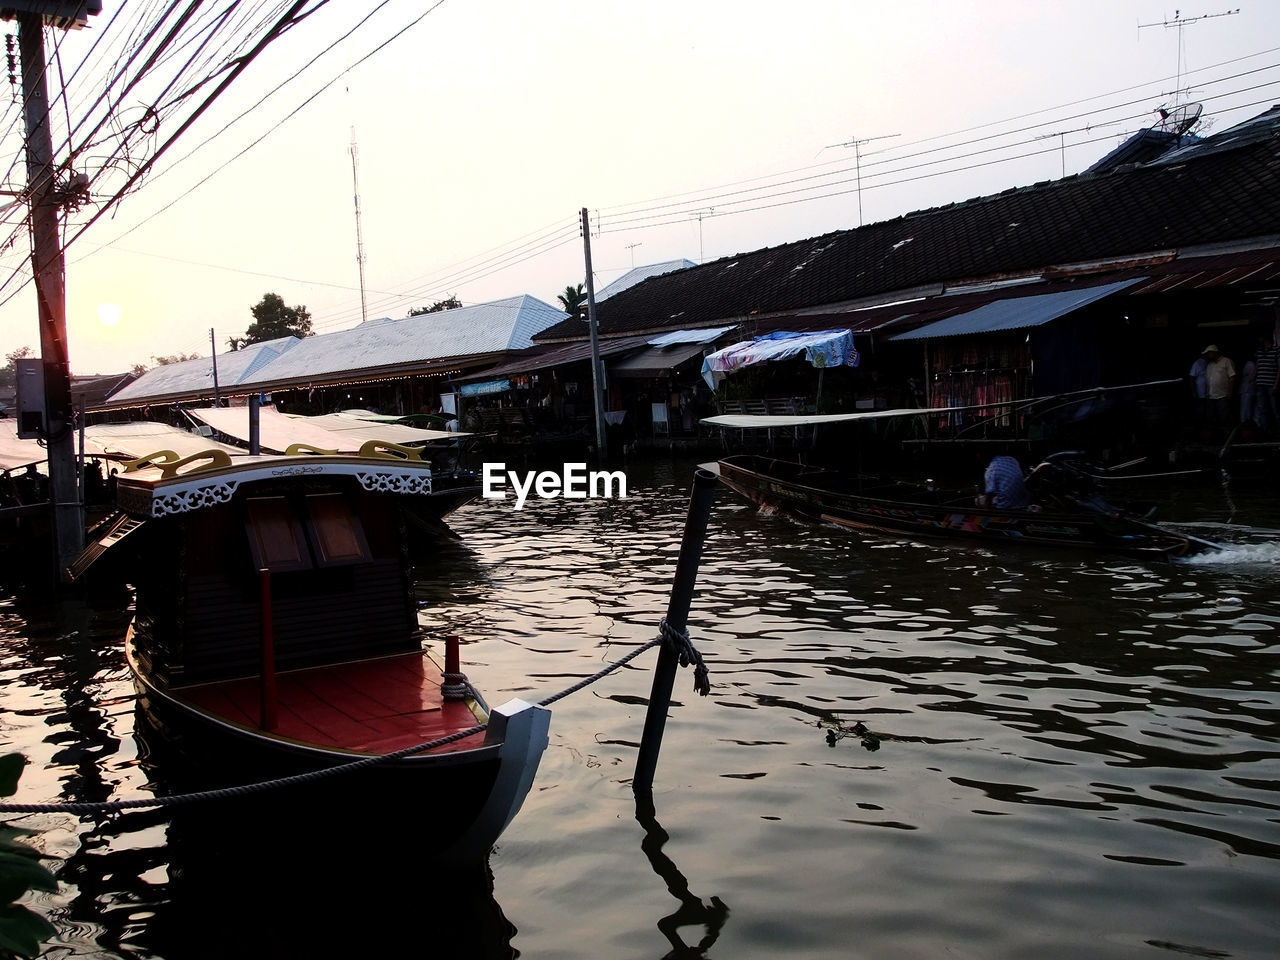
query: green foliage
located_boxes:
[556,283,586,316]
[0,347,33,392]
[149,352,201,367]
[408,296,462,316]
[240,293,313,346]
[0,755,57,959]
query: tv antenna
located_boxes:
[689,209,714,263]
[349,127,368,324]
[625,241,643,268]
[1138,8,1240,105]
[1034,120,1121,177]
[825,132,900,226]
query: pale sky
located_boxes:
[1,1,1278,375]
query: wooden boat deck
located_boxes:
[178,651,488,756]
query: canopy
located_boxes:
[0,419,47,472]
[701,329,859,388]
[83,422,244,461]
[610,342,707,378]
[300,411,461,443]
[187,406,370,454]
[889,278,1143,341]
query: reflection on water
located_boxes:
[1,459,1279,958]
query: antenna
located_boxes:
[691,209,711,263]
[1138,8,1240,105]
[1154,100,1203,136]
[1034,120,1120,177]
[825,133,901,226]
[349,126,368,325]
[625,241,643,268]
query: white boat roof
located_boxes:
[300,412,463,444]
[0,419,47,471]
[83,422,246,461]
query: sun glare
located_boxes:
[97,302,122,327]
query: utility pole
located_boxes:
[350,127,368,324]
[210,328,221,405]
[827,132,900,226]
[580,207,607,459]
[14,5,98,582]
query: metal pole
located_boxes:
[581,207,608,459]
[634,468,718,794]
[259,568,277,730]
[210,328,221,405]
[19,14,81,580]
[248,393,260,455]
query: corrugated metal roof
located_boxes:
[107,338,299,405]
[890,278,1142,341]
[238,295,565,388]
[101,296,567,407]
[596,260,698,300]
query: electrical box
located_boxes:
[15,357,45,439]
[0,3,102,30]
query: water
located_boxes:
[2,456,1279,959]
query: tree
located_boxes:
[0,346,32,391]
[409,296,462,316]
[240,293,312,345]
[150,352,201,366]
[557,283,586,317]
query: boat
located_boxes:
[73,439,545,864]
[712,452,1222,559]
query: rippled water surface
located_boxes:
[2,456,1279,959]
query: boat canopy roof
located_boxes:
[185,405,462,454]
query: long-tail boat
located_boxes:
[73,440,546,863]
[712,452,1221,559]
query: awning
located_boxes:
[889,278,1143,341]
[701,329,860,388]
[82,422,244,461]
[646,326,735,347]
[0,419,47,472]
[188,405,355,453]
[610,341,707,378]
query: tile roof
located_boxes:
[534,107,1280,342]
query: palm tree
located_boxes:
[557,283,587,317]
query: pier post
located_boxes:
[634,468,717,794]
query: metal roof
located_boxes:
[101,296,566,407]
[237,295,565,388]
[889,278,1142,341]
[106,338,299,405]
[595,260,698,300]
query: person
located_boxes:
[979,454,1030,510]
[1252,331,1279,437]
[1198,344,1236,431]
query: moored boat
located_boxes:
[714,453,1220,559]
[81,441,544,863]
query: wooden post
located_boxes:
[259,568,277,730]
[633,468,717,794]
[248,393,261,455]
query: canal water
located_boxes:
[2,454,1278,959]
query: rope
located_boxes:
[0,622,711,817]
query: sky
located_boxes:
[1,0,1278,375]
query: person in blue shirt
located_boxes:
[979,454,1030,510]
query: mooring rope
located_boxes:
[0,620,709,817]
